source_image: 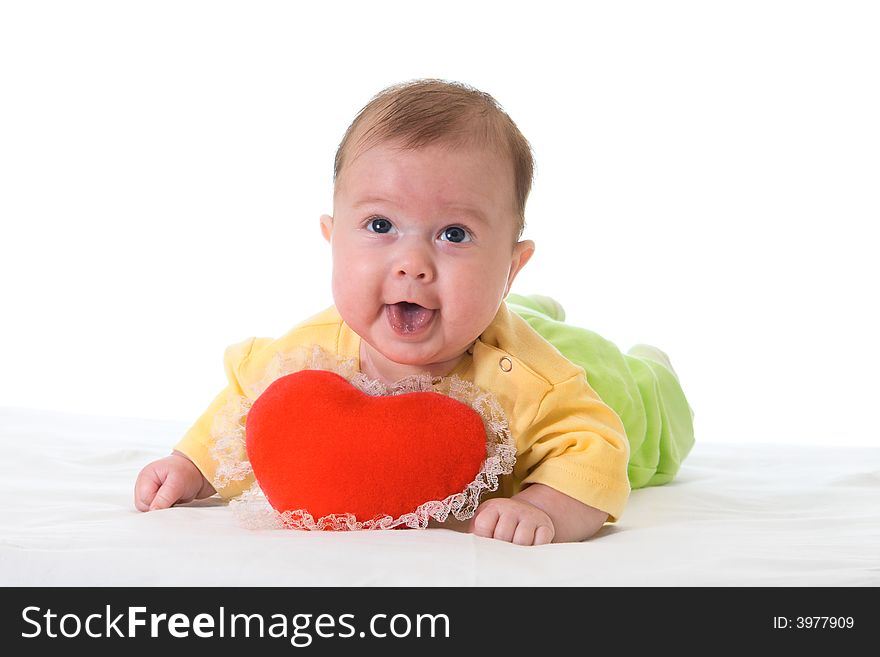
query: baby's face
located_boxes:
[321,140,534,374]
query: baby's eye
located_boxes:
[439,226,472,243]
[366,216,395,234]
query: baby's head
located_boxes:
[320,79,535,379]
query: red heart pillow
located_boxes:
[245,370,487,525]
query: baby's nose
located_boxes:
[395,262,433,281]
[393,246,436,282]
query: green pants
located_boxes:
[507,294,695,488]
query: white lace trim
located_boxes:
[209,344,516,530]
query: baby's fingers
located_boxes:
[491,513,519,543]
[512,522,537,546]
[149,473,187,511]
[534,525,554,546]
[471,505,501,539]
[134,467,162,512]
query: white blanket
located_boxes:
[2,407,877,586]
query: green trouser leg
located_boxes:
[506,293,695,488]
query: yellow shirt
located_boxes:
[174,302,631,522]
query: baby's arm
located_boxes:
[134,451,216,512]
[462,484,607,545]
[509,483,608,542]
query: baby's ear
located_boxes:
[505,239,535,295]
[320,214,334,243]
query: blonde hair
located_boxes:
[333,79,534,240]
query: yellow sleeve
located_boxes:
[174,336,274,499]
[518,373,631,523]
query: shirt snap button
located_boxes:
[499,357,512,372]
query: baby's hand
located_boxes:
[470,497,555,546]
[134,451,215,512]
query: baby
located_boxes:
[134,79,694,545]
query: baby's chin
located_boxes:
[362,333,470,372]
[370,342,455,367]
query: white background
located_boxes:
[2,1,877,447]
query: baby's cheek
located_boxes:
[463,295,506,335]
[332,269,376,312]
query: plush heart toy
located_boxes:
[245,369,488,524]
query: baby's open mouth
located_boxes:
[385,302,436,335]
